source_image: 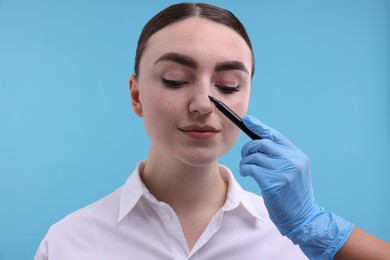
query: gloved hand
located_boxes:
[239,115,354,260]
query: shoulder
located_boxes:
[35,187,122,259]
[46,187,121,241]
[37,163,146,256]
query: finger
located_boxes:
[240,152,293,171]
[241,138,298,158]
[239,163,282,190]
[242,115,295,148]
[239,160,270,184]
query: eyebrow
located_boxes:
[154,52,249,74]
[215,61,249,74]
[154,52,197,69]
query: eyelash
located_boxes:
[216,85,240,94]
[161,77,239,94]
[161,78,188,88]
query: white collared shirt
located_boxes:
[35,162,307,260]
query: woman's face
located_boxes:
[130,17,252,167]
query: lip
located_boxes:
[178,124,220,140]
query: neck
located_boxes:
[141,145,228,251]
[141,146,228,213]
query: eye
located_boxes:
[216,85,240,94]
[161,77,189,88]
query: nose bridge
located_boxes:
[188,78,213,114]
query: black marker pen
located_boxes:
[209,96,261,140]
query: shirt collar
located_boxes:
[118,161,264,223]
[218,164,264,221]
[117,161,146,223]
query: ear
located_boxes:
[129,75,143,117]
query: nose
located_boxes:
[188,82,214,115]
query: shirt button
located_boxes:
[164,214,172,223]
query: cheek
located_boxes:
[226,123,241,144]
[142,98,173,142]
[231,91,250,118]
[236,101,249,117]
[139,83,183,137]
[222,92,250,141]
[222,97,249,136]
[219,117,241,157]
[139,78,174,115]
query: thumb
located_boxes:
[242,115,295,147]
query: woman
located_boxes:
[35,3,390,259]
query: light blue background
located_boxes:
[1,0,389,259]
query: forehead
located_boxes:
[141,17,253,72]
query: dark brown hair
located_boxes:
[134,2,255,77]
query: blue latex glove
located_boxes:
[240,115,354,259]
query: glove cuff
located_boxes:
[286,207,354,260]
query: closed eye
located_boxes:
[216,85,240,94]
[161,78,189,88]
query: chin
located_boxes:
[176,148,227,168]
